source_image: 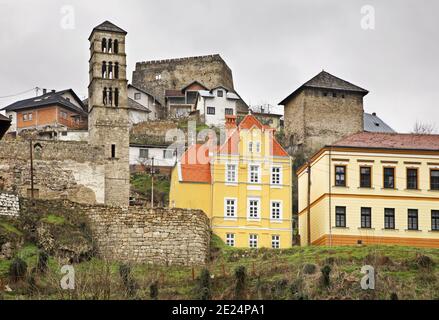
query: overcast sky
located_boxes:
[0,0,438,132]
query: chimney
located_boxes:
[51,89,56,93]
[43,89,47,95]
[225,115,237,129]
[372,112,377,116]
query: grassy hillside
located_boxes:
[1,233,438,300]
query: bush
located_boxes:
[118,264,138,297]
[302,263,317,275]
[234,266,247,299]
[415,254,434,269]
[37,251,49,274]
[320,265,331,288]
[9,257,27,283]
[198,268,211,300]
[150,281,159,300]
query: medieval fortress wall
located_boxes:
[132,54,235,105]
[0,140,106,205]
[1,195,210,265]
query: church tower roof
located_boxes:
[89,21,127,39]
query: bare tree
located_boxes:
[412,121,437,134]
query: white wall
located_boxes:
[129,110,150,125]
[198,88,238,127]
[58,130,89,141]
[129,146,177,168]
[128,86,161,120]
[5,111,16,133]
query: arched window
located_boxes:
[108,88,113,106]
[108,39,113,53]
[114,63,119,79]
[108,62,113,79]
[103,87,108,105]
[114,40,119,54]
[102,38,107,53]
[102,61,107,78]
[114,88,119,107]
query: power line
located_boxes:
[0,87,38,99]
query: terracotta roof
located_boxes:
[279,71,369,105]
[179,116,289,183]
[165,90,185,97]
[330,132,439,151]
[180,144,212,183]
[239,114,264,130]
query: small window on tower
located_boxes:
[114,62,119,79]
[114,88,119,107]
[114,40,119,54]
[108,39,113,53]
[102,38,107,53]
[155,74,161,80]
[111,144,116,158]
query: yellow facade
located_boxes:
[297,147,439,247]
[170,122,293,249]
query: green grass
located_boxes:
[42,214,66,225]
[0,221,23,235]
[1,243,439,300]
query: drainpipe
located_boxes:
[306,161,311,246]
[328,147,333,247]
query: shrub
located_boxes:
[198,268,211,300]
[150,281,159,300]
[118,264,138,297]
[9,257,27,283]
[415,254,434,269]
[234,266,247,299]
[320,265,331,288]
[37,251,49,274]
[302,263,317,275]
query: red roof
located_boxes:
[331,132,439,151]
[180,144,212,183]
[178,115,289,183]
[165,90,184,97]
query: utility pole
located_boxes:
[29,140,34,198]
[306,162,311,246]
[151,157,155,208]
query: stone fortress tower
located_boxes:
[88,21,130,207]
[280,71,369,156]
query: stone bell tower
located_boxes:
[88,21,130,207]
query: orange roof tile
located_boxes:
[180,144,211,183]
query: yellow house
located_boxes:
[297,132,439,248]
[170,115,293,249]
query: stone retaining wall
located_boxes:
[0,192,19,217]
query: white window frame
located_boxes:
[226,233,235,247]
[134,92,141,100]
[248,164,261,184]
[271,235,280,249]
[249,234,258,248]
[247,197,261,220]
[270,166,282,187]
[255,142,261,153]
[270,200,283,222]
[139,148,149,159]
[225,163,238,184]
[224,198,237,220]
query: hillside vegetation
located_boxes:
[1,217,438,300]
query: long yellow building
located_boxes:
[170,115,292,249]
[297,132,439,247]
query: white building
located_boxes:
[194,86,240,127]
[129,144,177,174]
[128,84,163,121]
